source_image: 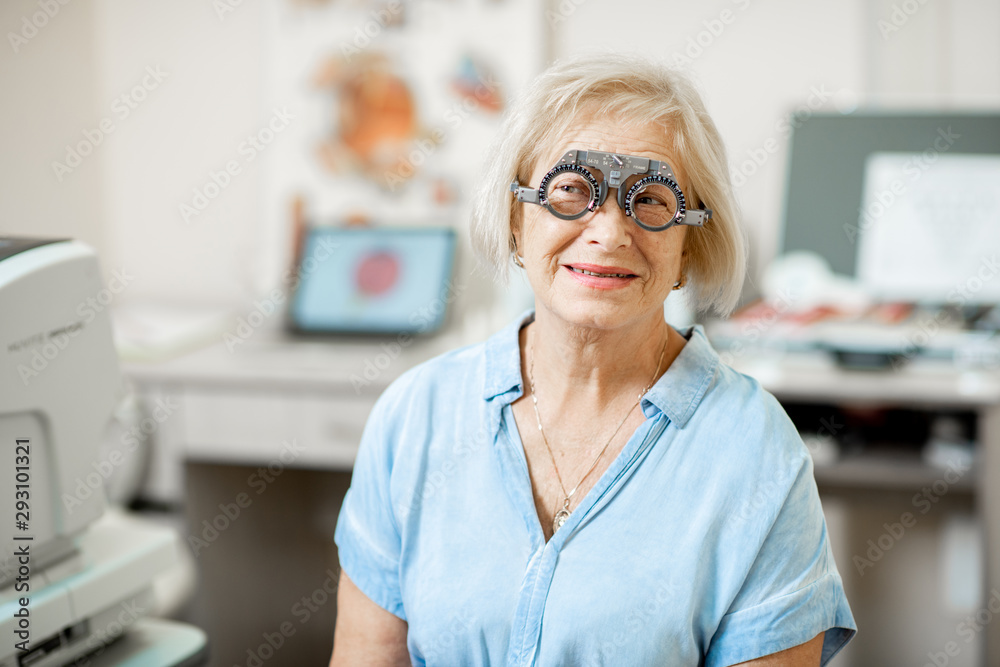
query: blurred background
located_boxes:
[2,0,1000,665]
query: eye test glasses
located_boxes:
[509,149,712,232]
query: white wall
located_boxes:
[2,0,999,308]
[0,0,104,255]
[869,0,1000,106]
[94,0,267,305]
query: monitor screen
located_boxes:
[856,152,1000,304]
[289,226,457,335]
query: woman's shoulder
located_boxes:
[684,329,808,467]
[679,327,790,418]
[369,337,489,417]
[709,361,791,427]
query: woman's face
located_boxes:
[513,111,691,332]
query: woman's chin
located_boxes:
[543,301,652,331]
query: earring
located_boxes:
[513,254,525,268]
[672,276,686,290]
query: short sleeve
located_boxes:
[705,453,856,666]
[333,390,406,621]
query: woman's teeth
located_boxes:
[571,267,631,278]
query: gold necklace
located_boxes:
[527,326,668,534]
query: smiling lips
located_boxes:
[564,263,637,289]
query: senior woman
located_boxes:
[330,54,856,666]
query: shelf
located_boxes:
[813,451,975,494]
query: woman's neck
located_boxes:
[521,305,686,419]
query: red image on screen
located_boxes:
[355,250,401,297]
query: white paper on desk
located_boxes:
[857,152,1000,303]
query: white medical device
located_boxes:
[0,238,201,666]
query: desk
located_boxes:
[123,330,1000,666]
[121,326,473,502]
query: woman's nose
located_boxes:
[582,195,632,249]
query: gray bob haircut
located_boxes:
[469,53,747,317]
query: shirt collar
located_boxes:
[482,308,534,401]
[482,308,718,428]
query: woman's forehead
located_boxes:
[532,114,686,183]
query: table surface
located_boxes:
[122,324,475,394]
[124,327,1000,406]
[74,617,207,667]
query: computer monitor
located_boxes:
[288,226,457,335]
[779,112,1000,284]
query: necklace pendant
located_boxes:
[553,507,571,533]
[552,496,572,533]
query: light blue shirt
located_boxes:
[334,308,856,666]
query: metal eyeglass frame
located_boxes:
[509,149,712,232]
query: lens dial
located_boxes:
[624,175,685,230]
[539,164,600,219]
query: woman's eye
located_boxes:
[549,177,590,198]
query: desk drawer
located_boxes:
[180,390,376,469]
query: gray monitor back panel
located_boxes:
[779,112,1000,276]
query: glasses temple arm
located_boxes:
[681,209,712,227]
[510,180,540,205]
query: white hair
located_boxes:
[469,52,747,316]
